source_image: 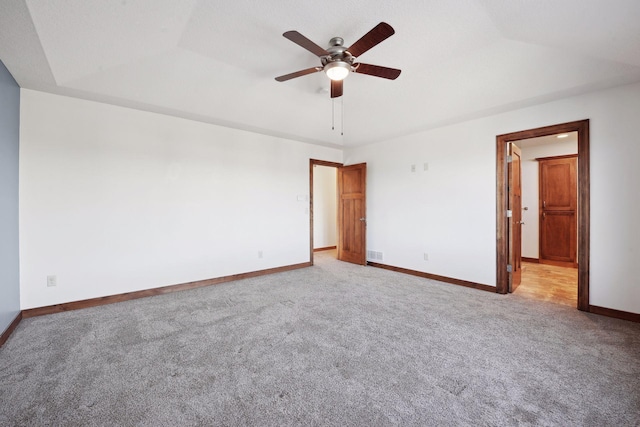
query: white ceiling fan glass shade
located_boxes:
[324,61,350,81]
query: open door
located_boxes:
[337,163,366,265]
[508,143,523,291]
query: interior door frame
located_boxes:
[309,159,343,265]
[496,119,590,311]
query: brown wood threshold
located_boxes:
[589,305,640,323]
[0,311,23,347]
[522,257,539,263]
[313,246,337,252]
[22,262,312,318]
[367,262,496,293]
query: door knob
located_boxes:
[518,221,525,225]
[359,217,366,221]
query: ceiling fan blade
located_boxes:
[353,63,401,80]
[275,67,322,82]
[331,80,343,98]
[283,31,330,57]
[347,22,395,58]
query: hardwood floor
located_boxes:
[514,262,578,307]
[326,250,578,307]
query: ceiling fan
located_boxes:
[275,22,401,98]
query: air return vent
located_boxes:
[367,250,383,261]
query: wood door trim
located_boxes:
[0,311,23,348]
[496,119,590,311]
[312,159,344,168]
[535,154,578,161]
[22,261,312,318]
[309,159,343,265]
[588,305,640,323]
[368,262,496,293]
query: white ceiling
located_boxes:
[1,0,639,148]
[515,132,577,149]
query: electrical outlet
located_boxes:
[258,251,263,259]
[411,164,416,173]
[423,162,429,171]
[423,253,429,261]
[47,275,57,287]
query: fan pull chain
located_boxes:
[341,96,344,136]
[330,97,344,136]
[332,98,335,131]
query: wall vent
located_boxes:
[367,250,383,261]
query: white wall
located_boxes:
[17,82,640,315]
[313,165,337,249]
[19,90,342,309]
[345,82,640,314]
[520,140,577,259]
[0,60,21,333]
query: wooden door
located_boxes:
[338,163,366,265]
[539,156,577,267]
[508,143,523,291]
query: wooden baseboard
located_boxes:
[313,246,337,252]
[522,257,539,263]
[367,262,496,293]
[589,305,640,323]
[0,311,23,347]
[22,262,312,318]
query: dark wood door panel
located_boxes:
[342,167,364,194]
[339,198,363,260]
[540,211,576,263]
[540,158,577,211]
[508,143,522,291]
[338,163,366,265]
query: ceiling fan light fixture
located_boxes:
[324,61,350,81]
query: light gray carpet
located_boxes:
[1,251,639,426]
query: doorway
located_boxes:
[310,160,342,264]
[511,133,579,306]
[309,159,367,266]
[312,163,338,257]
[496,120,590,311]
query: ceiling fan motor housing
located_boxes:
[322,37,355,67]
